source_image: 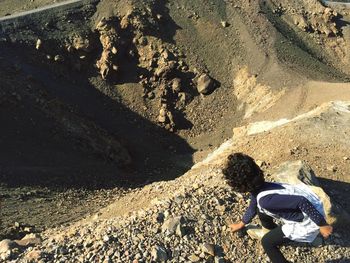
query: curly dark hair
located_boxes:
[222,153,265,193]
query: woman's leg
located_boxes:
[258,211,278,230]
[261,226,289,263]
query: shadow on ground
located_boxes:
[0,0,196,190]
[320,178,350,218]
[0,42,194,189]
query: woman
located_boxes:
[222,153,333,263]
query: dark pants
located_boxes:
[258,212,290,263]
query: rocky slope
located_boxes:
[1,101,349,262]
[1,0,350,262]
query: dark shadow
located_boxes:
[295,177,350,250]
[0,0,197,190]
[143,0,182,44]
[0,0,196,242]
[0,41,194,189]
[334,14,350,37]
[318,177,350,216]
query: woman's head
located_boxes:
[222,152,265,193]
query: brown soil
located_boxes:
[1,0,350,245]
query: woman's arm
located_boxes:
[260,194,327,226]
[242,194,258,224]
[229,194,257,232]
[229,221,245,232]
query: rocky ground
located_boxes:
[7,181,350,263]
[1,101,350,262]
[1,0,350,262]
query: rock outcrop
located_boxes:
[95,17,120,80]
[267,0,350,73]
[197,74,215,95]
[272,160,350,225]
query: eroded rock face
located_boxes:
[95,17,120,80]
[287,7,339,36]
[27,0,221,136]
[71,35,94,53]
[268,0,349,73]
[92,11,205,132]
[272,160,350,225]
[271,0,340,36]
[309,8,339,36]
[233,67,285,119]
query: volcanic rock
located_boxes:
[0,239,16,254]
[161,216,185,236]
[197,74,215,95]
[151,245,168,262]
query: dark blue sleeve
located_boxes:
[242,194,257,224]
[259,194,327,226]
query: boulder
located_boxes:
[158,107,167,123]
[15,236,41,247]
[172,78,182,92]
[54,55,64,62]
[175,224,186,238]
[215,257,226,263]
[154,61,176,77]
[188,254,201,262]
[197,74,215,95]
[151,245,168,262]
[201,243,215,256]
[0,239,16,254]
[272,160,350,225]
[72,35,93,52]
[24,249,42,262]
[178,92,191,105]
[272,160,320,186]
[221,21,229,27]
[161,216,185,236]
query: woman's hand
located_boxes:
[319,225,333,239]
[228,221,245,233]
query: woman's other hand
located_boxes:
[319,225,333,239]
[229,221,245,233]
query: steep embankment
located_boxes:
[1,0,350,261]
[90,0,350,149]
[1,0,349,182]
[9,101,350,263]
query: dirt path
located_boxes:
[322,0,350,8]
[0,0,98,18]
[247,81,350,122]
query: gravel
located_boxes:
[5,177,349,263]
